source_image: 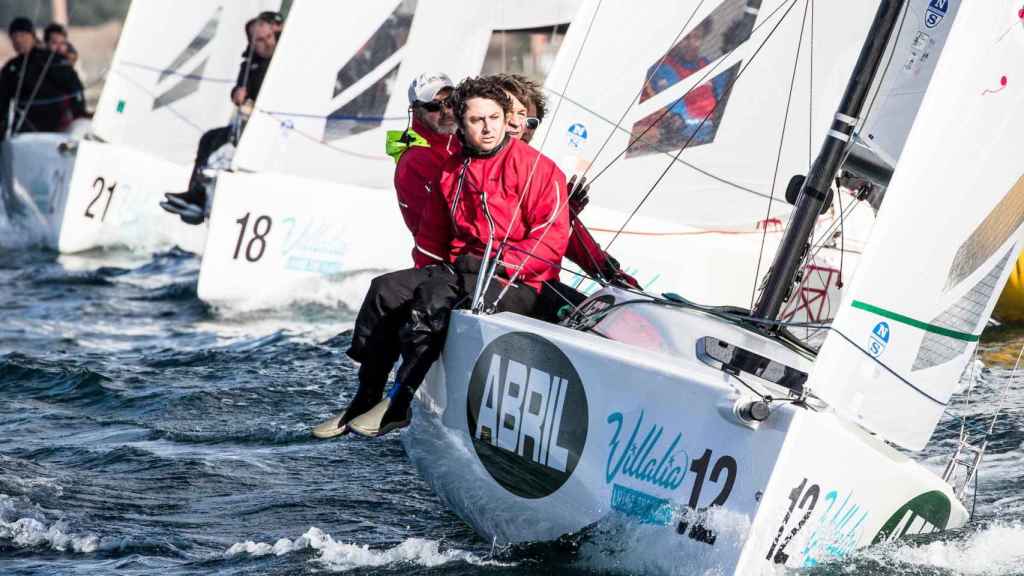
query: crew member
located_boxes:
[1,17,86,139]
[161,16,278,224]
[386,72,458,238]
[492,74,640,320]
[43,23,78,67]
[313,76,570,439]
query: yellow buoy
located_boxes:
[993,253,1024,324]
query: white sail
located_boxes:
[859,0,961,166]
[809,1,1024,451]
[233,0,581,188]
[534,0,880,228]
[92,0,279,165]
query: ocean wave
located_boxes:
[575,507,752,576]
[849,521,1024,576]
[131,281,200,302]
[225,527,506,571]
[0,353,118,408]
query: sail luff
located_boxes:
[808,1,1024,450]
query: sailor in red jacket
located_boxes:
[313,76,570,440]
[387,72,460,239]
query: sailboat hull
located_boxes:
[404,308,967,573]
[196,170,413,308]
[2,136,207,254]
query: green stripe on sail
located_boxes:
[851,300,980,342]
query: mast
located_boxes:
[752,0,907,325]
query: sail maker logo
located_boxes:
[925,0,948,29]
[467,332,588,499]
[152,6,222,110]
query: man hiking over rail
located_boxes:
[313,76,570,439]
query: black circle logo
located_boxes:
[466,332,588,499]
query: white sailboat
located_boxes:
[401,0,1020,572]
[0,0,276,254]
[196,0,580,308]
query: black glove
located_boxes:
[454,253,483,275]
[602,254,641,290]
[568,174,591,215]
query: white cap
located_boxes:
[408,72,454,105]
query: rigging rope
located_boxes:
[578,0,707,182]
[476,0,606,309]
[605,0,802,253]
[13,50,58,134]
[574,293,951,406]
[586,0,798,187]
[751,0,813,310]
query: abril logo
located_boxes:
[925,0,948,29]
[467,332,588,499]
[869,321,890,357]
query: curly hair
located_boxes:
[501,74,547,121]
[488,74,530,109]
[450,76,512,126]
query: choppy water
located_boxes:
[1,246,1023,575]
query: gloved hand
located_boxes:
[602,254,641,290]
[454,253,484,275]
[568,174,591,215]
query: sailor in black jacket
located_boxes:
[1,17,86,140]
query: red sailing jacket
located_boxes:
[413,137,570,291]
[393,118,459,237]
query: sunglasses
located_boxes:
[419,98,452,113]
[525,117,541,130]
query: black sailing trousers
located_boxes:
[346,264,537,398]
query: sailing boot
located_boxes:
[311,362,390,439]
[347,383,414,438]
[160,182,208,225]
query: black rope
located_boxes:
[535,0,605,154]
[859,0,910,132]
[573,293,949,407]
[580,0,707,181]
[14,49,58,134]
[751,0,812,310]
[970,463,978,521]
[835,177,845,288]
[543,88,770,200]
[606,0,803,252]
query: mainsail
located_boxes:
[233,0,581,188]
[92,0,278,165]
[809,1,1024,450]
[535,0,880,228]
[859,0,960,167]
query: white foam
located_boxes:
[577,507,752,576]
[0,517,100,553]
[0,495,99,555]
[225,527,506,571]
[859,522,1024,575]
